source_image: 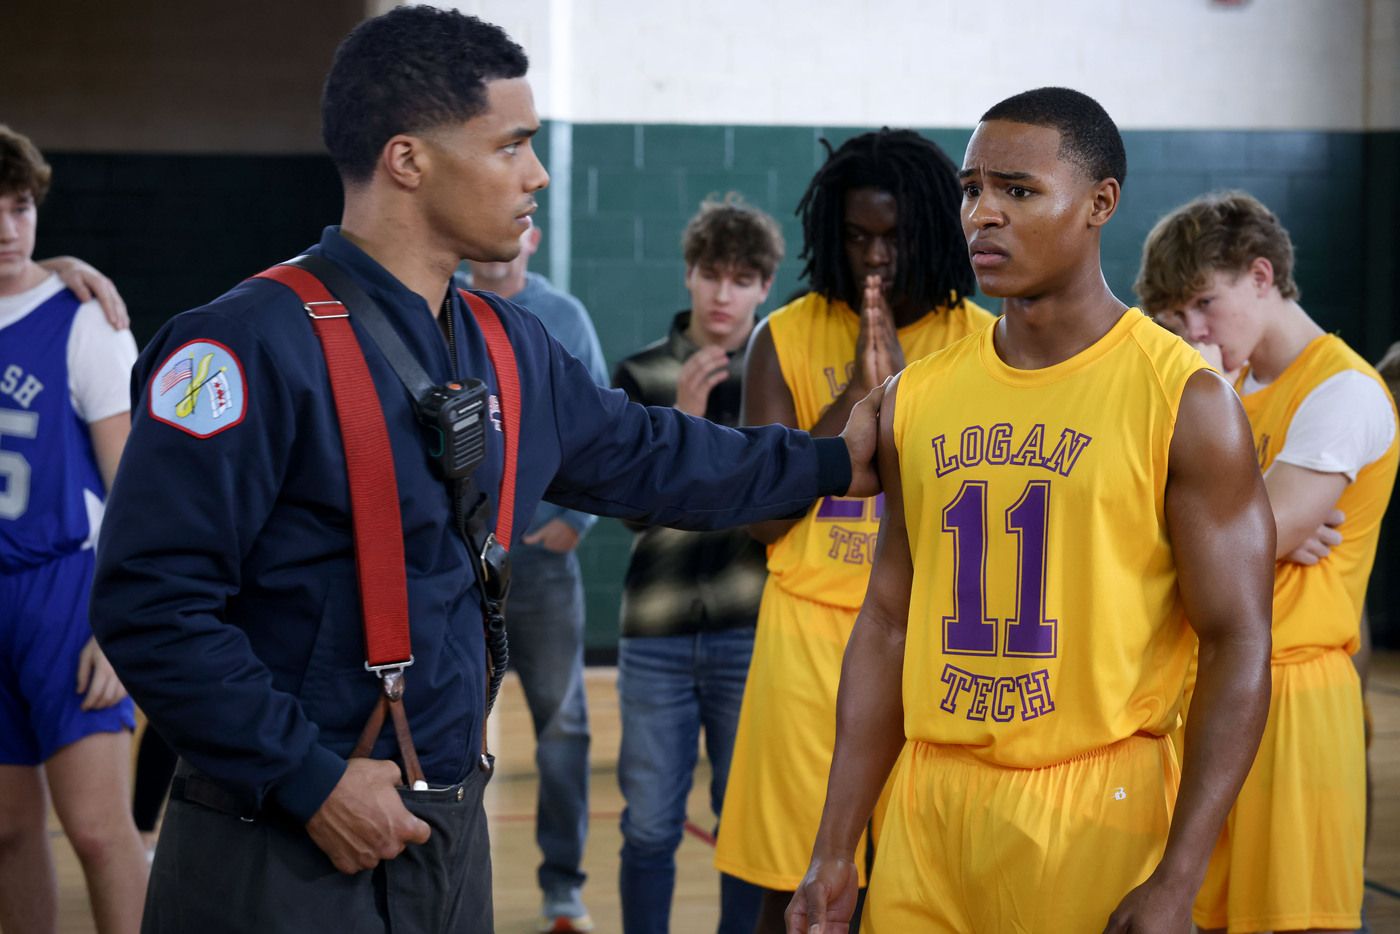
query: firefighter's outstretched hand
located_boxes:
[840,377,888,499]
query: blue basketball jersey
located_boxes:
[0,288,105,571]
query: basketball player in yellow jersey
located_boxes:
[788,88,1277,934]
[1139,191,1398,934]
[715,129,993,929]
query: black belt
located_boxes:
[169,762,259,822]
[169,760,494,826]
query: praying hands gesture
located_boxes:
[851,275,905,395]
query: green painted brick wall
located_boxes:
[560,123,1400,656]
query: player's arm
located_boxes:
[788,374,908,934]
[742,319,855,543]
[87,412,130,492]
[1264,461,1348,559]
[70,307,137,709]
[67,300,138,492]
[74,413,134,710]
[1105,371,1273,933]
[1272,370,1396,563]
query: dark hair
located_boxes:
[796,128,974,312]
[0,125,52,204]
[682,192,785,280]
[1136,190,1299,312]
[981,87,1127,186]
[322,5,529,183]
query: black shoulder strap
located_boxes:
[285,253,438,401]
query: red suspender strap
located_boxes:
[460,289,521,551]
[252,265,413,671]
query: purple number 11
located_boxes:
[941,480,1057,657]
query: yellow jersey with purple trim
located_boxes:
[1236,335,1398,660]
[894,309,1205,767]
[765,291,993,608]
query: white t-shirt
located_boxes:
[1242,368,1396,482]
[0,272,138,423]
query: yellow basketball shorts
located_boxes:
[714,581,884,891]
[866,734,1178,933]
[1193,648,1364,933]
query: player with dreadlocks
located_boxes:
[713,128,992,932]
[795,129,977,329]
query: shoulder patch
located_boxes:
[148,339,248,438]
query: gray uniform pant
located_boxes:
[142,760,495,933]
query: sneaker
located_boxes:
[540,890,593,933]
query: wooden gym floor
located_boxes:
[48,652,1400,932]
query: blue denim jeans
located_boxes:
[505,545,591,909]
[617,628,763,934]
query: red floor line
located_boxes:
[683,820,716,847]
[490,810,621,824]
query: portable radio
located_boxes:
[416,378,489,480]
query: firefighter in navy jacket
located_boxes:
[95,223,855,820]
[88,9,882,931]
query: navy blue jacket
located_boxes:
[91,228,850,823]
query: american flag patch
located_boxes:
[159,357,193,395]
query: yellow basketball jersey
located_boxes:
[1236,335,1399,660]
[895,309,1206,768]
[766,291,993,608]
